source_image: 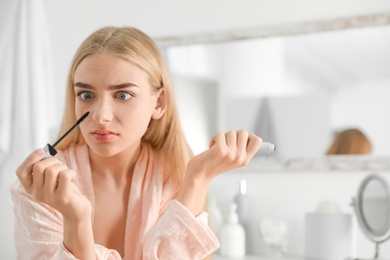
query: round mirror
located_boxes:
[362,179,389,233]
[353,174,390,258]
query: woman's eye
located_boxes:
[78,92,94,100]
[116,92,132,100]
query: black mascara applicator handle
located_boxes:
[42,111,90,159]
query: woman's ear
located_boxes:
[152,89,165,120]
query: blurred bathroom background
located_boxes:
[1,0,390,258]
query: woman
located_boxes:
[11,26,262,259]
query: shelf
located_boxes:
[213,255,305,260]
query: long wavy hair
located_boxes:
[56,26,193,191]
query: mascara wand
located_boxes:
[43,111,90,159]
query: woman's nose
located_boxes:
[92,99,113,124]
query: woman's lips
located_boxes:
[91,130,119,142]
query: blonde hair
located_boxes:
[56,26,193,191]
[326,128,372,155]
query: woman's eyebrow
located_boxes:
[74,82,138,90]
[108,83,138,90]
[74,82,94,89]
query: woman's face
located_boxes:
[74,54,163,157]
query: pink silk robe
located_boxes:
[11,143,219,259]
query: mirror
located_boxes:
[352,174,390,259]
[155,13,390,171]
[362,179,389,233]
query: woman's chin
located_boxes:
[88,144,122,158]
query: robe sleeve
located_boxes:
[143,200,220,260]
[10,180,122,260]
[11,180,219,260]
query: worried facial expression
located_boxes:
[74,54,164,157]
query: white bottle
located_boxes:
[234,179,248,227]
[208,193,223,238]
[219,202,246,257]
[234,179,249,253]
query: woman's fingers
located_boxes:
[30,158,66,199]
[210,130,261,156]
[237,129,250,152]
[16,149,45,191]
[56,169,76,200]
[246,132,262,156]
[207,130,261,169]
[43,163,69,192]
[187,130,262,184]
[209,131,223,148]
[225,130,237,149]
[31,163,77,211]
[15,149,88,219]
[57,169,75,193]
[31,158,62,187]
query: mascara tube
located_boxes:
[258,142,276,154]
[43,143,58,159]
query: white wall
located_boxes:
[224,96,331,157]
[172,75,222,155]
[331,79,390,156]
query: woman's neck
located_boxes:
[89,144,142,186]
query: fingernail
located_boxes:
[34,148,45,155]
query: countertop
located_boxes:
[213,255,305,260]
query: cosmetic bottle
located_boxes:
[234,179,248,227]
[207,193,223,239]
[234,179,249,253]
[219,202,246,257]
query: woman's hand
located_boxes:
[177,130,261,216]
[187,129,261,183]
[16,149,91,221]
[16,149,96,258]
